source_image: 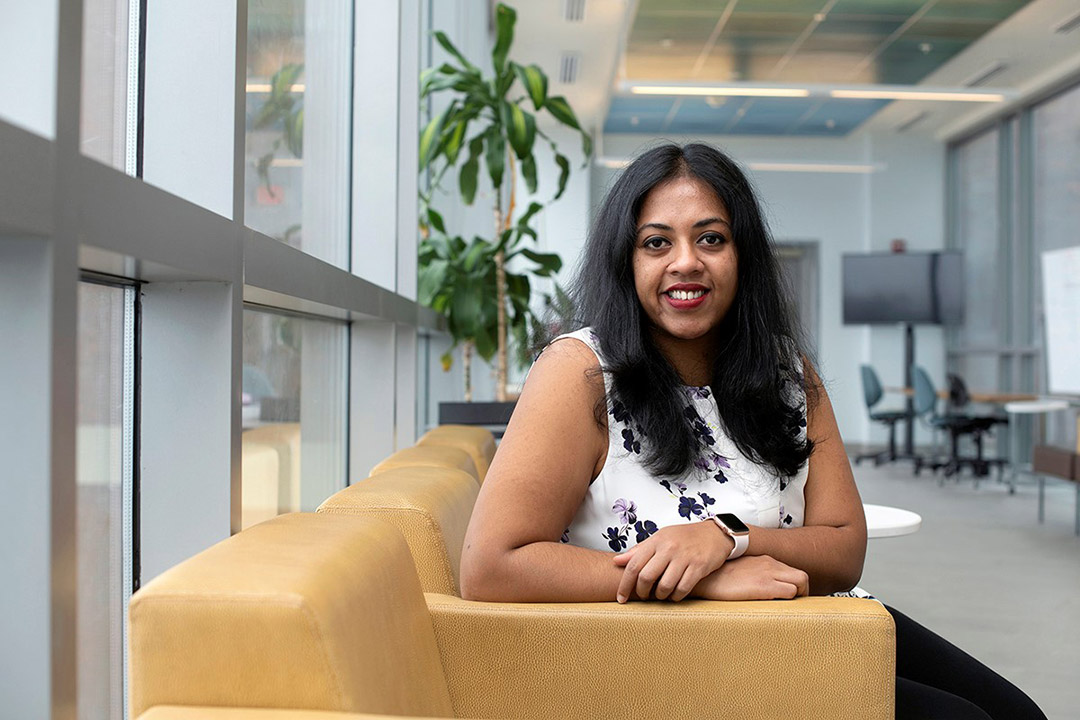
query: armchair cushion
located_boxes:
[417,426,496,482]
[425,593,895,720]
[370,445,479,484]
[128,514,454,719]
[316,467,478,595]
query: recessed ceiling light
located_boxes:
[919,43,933,54]
[814,13,826,22]
[630,85,810,98]
[630,116,640,126]
[704,96,727,107]
[825,119,836,129]
[830,89,1003,102]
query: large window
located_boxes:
[242,309,348,528]
[2,1,429,715]
[81,0,136,172]
[77,280,136,720]
[245,0,352,268]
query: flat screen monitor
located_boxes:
[842,251,964,325]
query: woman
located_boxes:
[461,143,1045,720]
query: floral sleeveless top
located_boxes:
[554,328,873,600]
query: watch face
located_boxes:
[716,513,749,534]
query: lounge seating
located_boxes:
[129,425,897,720]
[370,444,478,483]
[416,425,496,482]
[317,466,478,595]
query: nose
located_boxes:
[668,240,705,276]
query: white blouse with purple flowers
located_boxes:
[554,327,810,553]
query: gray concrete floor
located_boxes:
[853,455,1080,720]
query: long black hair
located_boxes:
[570,142,815,479]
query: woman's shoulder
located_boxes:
[535,327,603,380]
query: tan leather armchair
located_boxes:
[416,425,496,482]
[370,445,479,483]
[316,466,478,595]
[129,513,895,720]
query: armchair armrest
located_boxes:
[139,707,450,720]
[425,594,894,720]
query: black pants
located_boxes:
[887,605,1047,720]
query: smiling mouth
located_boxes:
[665,288,708,301]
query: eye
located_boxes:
[698,232,727,246]
[642,235,669,250]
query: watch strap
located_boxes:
[706,515,749,559]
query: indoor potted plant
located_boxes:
[418,2,591,408]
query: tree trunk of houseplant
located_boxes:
[463,339,473,402]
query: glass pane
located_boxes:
[245,0,351,268]
[0,4,58,137]
[954,129,1000,348]
[242,309,347,529]
[76,282,132,720]
[1031,82,1080,364]
[81,0,135,171]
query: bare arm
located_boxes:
[740,363,868,595]
[459,339,628,602]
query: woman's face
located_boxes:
[632,175,738,347]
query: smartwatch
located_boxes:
[705,512,750,559]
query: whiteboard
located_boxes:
[1041,245,1080,396]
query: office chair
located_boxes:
[910,365,1008,480]
[854,364,909,466]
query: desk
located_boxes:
[863,503,922,538]
[885,387,1037,404]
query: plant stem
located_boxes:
[464,339,473,402]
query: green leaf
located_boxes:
[459,135,484,204]
[433,30,479,73]
[462,237,492,272]
[517,248,562,276]
[418,258,450,306]
[484,128,506,192]
[520,154,537,194]
[553,152,570,200]
[501,101,536,160]
[511,62,548,111]
[284,108,303,158]
[474,325,497,362]
[543,95,580,130]
[419,102,454,170]
[517,201,543,229]
[444,119,468,164]
[492,3,516,73]
[426,208,446,234]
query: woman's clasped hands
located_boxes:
[612,521,809,603]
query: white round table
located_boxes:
[1003,399,1071,494]
[863,503,922,538]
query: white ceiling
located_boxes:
[508,0,1080,140]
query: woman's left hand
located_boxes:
[612,520,735,603]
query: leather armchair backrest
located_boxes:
[370,445,479,484]
[128,514,455,719]
[416,425,496,482]
[317,467,479,596]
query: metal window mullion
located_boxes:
[121,285,137,720]
[997,120,1013,358]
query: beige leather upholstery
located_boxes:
[140,709,437,720]
[316,468,478,595]
[244,423,302,511]
[425,593,895,720]
[370,445,478,483]
[128,514,455,720]
[416,426,496,482]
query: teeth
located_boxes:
[668,289,706,300]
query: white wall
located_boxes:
[594,131,947,446]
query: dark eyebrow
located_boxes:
[636,217,731,234]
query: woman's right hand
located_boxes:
[693,555,810,601]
